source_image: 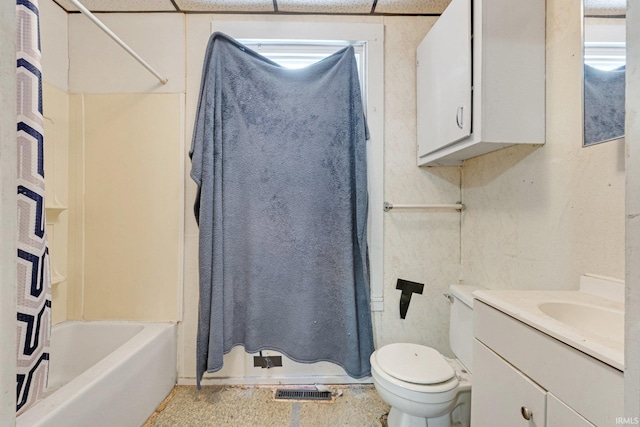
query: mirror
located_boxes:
[583,0,626,146]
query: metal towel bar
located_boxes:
[383,201,464,212]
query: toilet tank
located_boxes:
[448,285,482,373]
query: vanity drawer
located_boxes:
[472,340,546,427]
[474,301,623,427]
[547,393,595,427]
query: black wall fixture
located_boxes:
[396,279,424,319]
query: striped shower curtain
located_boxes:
[16,0,51,415]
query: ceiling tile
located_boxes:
[56,0,177,12]
[374,0,449,15]
[584,0,626,15]
[174,0,275,12]
[276,0,371,14]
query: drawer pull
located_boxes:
[521,406,533,421]
[456,105,464,129]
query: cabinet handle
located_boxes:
[521,406,533,421]
[456,106,464,129]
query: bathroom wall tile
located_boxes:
[461,0,625,291]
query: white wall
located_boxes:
[0,1,17,424]
[40,0,68,91]
[626,0,640,419]
[68,13,185,93]
[460,0,625,291]
[375,16,461,353]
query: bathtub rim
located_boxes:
[16,320,177,425]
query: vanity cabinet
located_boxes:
[416,0,545,166]
[472,340,547,426]
[546,393,595,427]
[472,301,622,427]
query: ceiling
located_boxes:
[584,0,626,16]
[52,0,451,15]
[52,0,627,17]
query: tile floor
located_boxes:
[144,385,390,427]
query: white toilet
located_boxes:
[370,285,479,427]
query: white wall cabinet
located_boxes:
[417,0,545,166]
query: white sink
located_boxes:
[473,287,625,370]
[538,302,624,344]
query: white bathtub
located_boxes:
[17,321,177,427]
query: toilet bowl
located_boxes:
[370,285,479,427]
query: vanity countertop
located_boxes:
[473,289,624,371]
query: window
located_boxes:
[237,39,366,106]
[584,42,626,71]
[584,18,626,70]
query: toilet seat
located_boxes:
[374,343,456,386]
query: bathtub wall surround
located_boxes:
[40,0,69,325]
[69,92,184,321]
[43,83,70,325]
[15,321,177,427]
[38,2,185,323]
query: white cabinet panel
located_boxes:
[416,0,471,157]
[547,393,595,427]
[416,0,545,166]
[472,340,546,427]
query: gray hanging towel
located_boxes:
[584,64,625,145]
[190,32,373,387]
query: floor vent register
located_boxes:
[274,389,332,401]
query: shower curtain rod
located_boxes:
[383,202,465,212]
[68,0,168,85]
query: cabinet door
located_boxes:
[546,393,595,427]
[471,340,546,427]
[416,0,472,158]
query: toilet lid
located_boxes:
[375,343,455,385]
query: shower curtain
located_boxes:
[16,0,51,414]
[190,33,374,387]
